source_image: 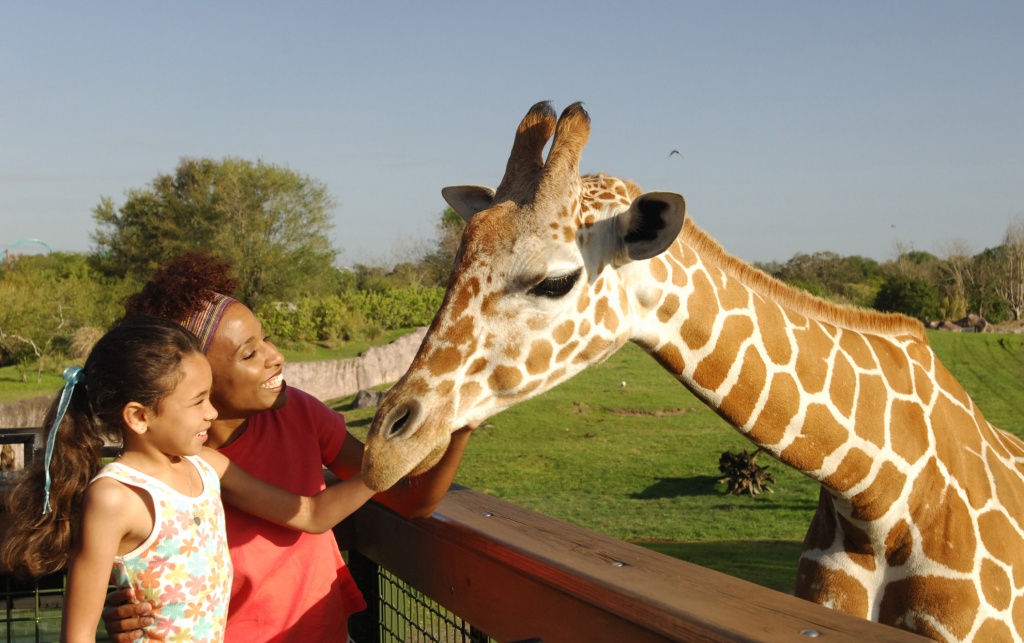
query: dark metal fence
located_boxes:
[349,551,492,643]
[1,574,70,643]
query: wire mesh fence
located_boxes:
[348,550,496,643]
[0,573,111,643]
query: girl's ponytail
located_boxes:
[1,382,113,577]
[1,316,201,578]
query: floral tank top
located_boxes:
[94,457,233,643]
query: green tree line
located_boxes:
[2,156,1021,382]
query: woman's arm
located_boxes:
[200,448,376,533]
[62,481,134,643]
[328,426,475,519]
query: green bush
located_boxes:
[259,287,444,346]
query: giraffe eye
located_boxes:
[528,268,582,299]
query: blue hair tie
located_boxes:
[42,366,86,515]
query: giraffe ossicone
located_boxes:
[363,101,1024,641]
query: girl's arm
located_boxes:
[200,448,376,534]
[62,481,137,643]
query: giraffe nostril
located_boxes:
[384,408,411,440]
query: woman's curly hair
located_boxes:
[124,250,240,321]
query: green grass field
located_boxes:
[0,328,416,403]
[338,330,1024,594]
[4,329,1022,594]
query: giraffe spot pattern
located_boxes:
[575,336,612,364]
[526,340,553,376]
[552,320,575,345]
[649,258,668,283]
[836,512,876,571]
[748,372,799,446]
[556,340,579,364]
[911,362,934,404]
[867,335,915,397]
[781,404,851,472]
[853,374,888,449]
[792,321,832,394]
[828,351,856,418]
[427,346,463,377]
[850,461,905,522]
[457,381,482,418]
[980,557,1013,611]
[681,271,716,350]
[889,399,930,464]
[879,575,979,640]
[823,447,872,493]
[838,331,876,370]
[978,509,1024,589]
[656,294,680,323]
[652,343,685,375]
[488,365,523,393]
[884,519,913,567]
[692,315,754,392]
[799,563,871,618]
[754,296,792,366]
[908,458,977,573]
[719,344,767,428]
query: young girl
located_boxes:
[1,316,377,643]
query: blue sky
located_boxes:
[3,2,1022,266]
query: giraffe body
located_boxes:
[363,102,1024,641]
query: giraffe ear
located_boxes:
[442,185,496,223]
[617,192,686,262]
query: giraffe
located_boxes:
[362,101,1024,641]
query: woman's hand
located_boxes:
[100,588,164,642]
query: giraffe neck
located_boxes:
[631,219,929,496]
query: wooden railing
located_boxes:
[339,485,926,643]
[3,427,927,642]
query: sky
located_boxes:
[2,2,1022,268]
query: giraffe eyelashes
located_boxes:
[527,268,582,299]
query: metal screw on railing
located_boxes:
[481,511,494,517]
[800,629,821,637]
[611,560,626,567]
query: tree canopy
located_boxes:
[90,157,340,310]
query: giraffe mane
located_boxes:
[678,218,927,341]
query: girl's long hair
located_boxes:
[1,317,202,578]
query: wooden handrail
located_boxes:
[348,485,926,643]
[3,430,926,642]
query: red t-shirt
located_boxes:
[217,386,366,642]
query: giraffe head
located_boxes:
[363,102,686,490]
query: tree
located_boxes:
[935,239,974,320]
[91,157,340,310]
[0,253,131,380]
[419,207,466,286]
[758,251,882,307]
[995,214,1024,321]
[873,274,940,320]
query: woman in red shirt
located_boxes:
[102,251,472,642]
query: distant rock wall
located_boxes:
[280,327,427,402]
[0,327,428,429]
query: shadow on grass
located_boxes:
[630,475,722,499]
[632,539,803,594]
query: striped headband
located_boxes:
[180,292,238,354]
